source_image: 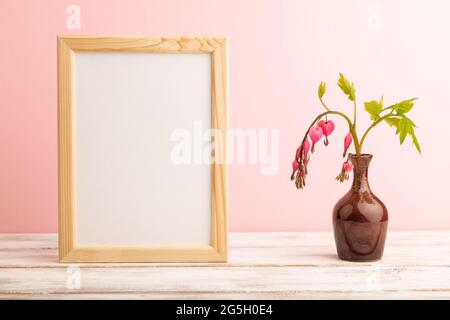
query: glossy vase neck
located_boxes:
[349,154,372,192]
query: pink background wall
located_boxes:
[1,0,449,232]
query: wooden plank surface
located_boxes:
[0,232,449,299]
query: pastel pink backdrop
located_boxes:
[0,0,449,232]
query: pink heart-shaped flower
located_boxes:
[343,132,353,157]
[344,132,353,149]
[292,159,299,172]
[342,161,353,172]
[291,160,300,180]
[308,126,323,143]
[318,120,335,136]
[296,146,302,159]
[302,139,311,155]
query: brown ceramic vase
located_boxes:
[332,154,388,262]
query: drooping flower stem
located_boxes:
[300,110,361,155]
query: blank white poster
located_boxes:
[74,52,212,246]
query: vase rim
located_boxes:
[348,153,373,158]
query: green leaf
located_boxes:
[318,82,326,98]
[364,97,383,120]
[384,117,400,128]
[390,98,418,114]
[337,73,356,102]
[399,124,408,144]
[412,132,422,154]
[395,116,421,154]
[398,116,412,144]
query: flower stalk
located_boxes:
[291,74,420,189]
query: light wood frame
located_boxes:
[58,36,228,263]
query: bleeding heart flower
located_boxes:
[291,160,299,180]
[292,138,311,186]
[295,168,306,189]
[303,139,311,157]
[296,146,302,159]
[292,159,299,171]
[303,154,310,174]
[335,161,354,183]
[318,120,335,146]
[309,126,323,153]
[309,126,323,142]
[342,161,353,172]
[318,120,335,136]
[343,133,353,157]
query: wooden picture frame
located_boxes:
[58,36,228,262]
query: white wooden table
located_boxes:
[0,232,449,299]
